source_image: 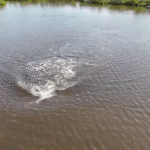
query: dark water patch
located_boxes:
[79,2,150,13]
[1,103,150,150]
[0,71,15,88]
[0,71,37,105]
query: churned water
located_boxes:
[0,2,150,150]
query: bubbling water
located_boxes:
[16,57,78,103]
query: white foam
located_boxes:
[17,57,77,104]
[31,80,55,103]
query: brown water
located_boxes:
[1,2,150,150]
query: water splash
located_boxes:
[16,57,78,103]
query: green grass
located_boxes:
[1,0,150,7]
[0,0,7,5]
[6,0,78,6]
[80,0,150,7]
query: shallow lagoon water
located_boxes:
[0,2,150,150]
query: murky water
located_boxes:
[1,2,150,149]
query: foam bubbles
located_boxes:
[16,57,77,103]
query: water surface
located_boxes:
[0,2,150,150]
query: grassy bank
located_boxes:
[0,0,6,5]
[80,0,150,7]
[6,0,77,5]
[2,0,150,7]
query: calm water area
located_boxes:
[0,1,150,149]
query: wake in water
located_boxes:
[16,57,78,103]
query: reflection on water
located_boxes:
[0,2,150,150]
[7,0,77,7]
[2,0,150,13]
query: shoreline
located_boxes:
[78,0,150,8]
[1,0,150,9]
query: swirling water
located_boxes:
[0,2,150,150]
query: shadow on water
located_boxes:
[0,71,37,104]
[79,2,150,13]
[107,4,150,13]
